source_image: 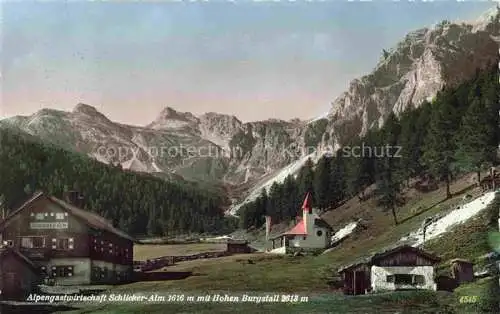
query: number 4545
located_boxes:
[459,296,478,304]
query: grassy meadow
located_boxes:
[56,174,499,314]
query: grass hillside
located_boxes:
[57,172,499,314]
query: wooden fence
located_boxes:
[134,251,232,272]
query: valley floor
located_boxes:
[56,280,498,314]
[53,174,499,314]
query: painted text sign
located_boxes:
[30,222,69,229]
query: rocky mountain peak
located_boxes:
[326,6,499,144]
[147,106,199,130]
[199,112,242,129]
[2,7,498,203]
[472,5,499,31]
[73,103,99,114]
[72,103,112,123]
[156,106,197,122]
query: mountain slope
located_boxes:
[0,125,235,236]
[325,7,499,145]
[1,7,499,214]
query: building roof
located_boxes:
[338,244,441,273]
[302,192,313,214]
[269,193,333,239]
[314,218,334,231]
[0,247,38,271]
[450,258,473,265]
[0,191,136,242]
[271,216,333,238]
[338,256,372,273]
[371,245,440,264]
[283,220,307,236]
[49,196,136,242]
[0,191,46,228]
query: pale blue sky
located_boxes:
[1,1,494,124]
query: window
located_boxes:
[394,274,413,284]
[316,230,323,237]
[21,236,45,248]
[390,274,425,285]
[413,275,425,285]
[55,213,65,220]
[52,266,73,277]
[303,236,307,240]
[51,238,74,250]
[56,238,69,250]
[40,266,48,277]
[3,240,13,247]
[35,213,45,220]
[92,267,101,280]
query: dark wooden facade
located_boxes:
[450,259,474,284]
[269,236,285,250]
[226,241,252,254]
[479,168,499,191]
[338,245,440,295]
[0,192,135,286]
[1,196,91,261]
[0,248,39,300]
[338,262,371,295]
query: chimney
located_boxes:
[265,216,272,241]
[63,191,85,208]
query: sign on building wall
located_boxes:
[30,222,69,229]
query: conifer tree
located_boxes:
[297,158,315,201]
[375,112,401,225]
[422,92,457,199]
[455,96,498,182]
[314,155,332,210]
[330,152,347,206]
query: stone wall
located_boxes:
[371,265,436,292]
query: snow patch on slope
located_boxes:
[150,119,191,130]
[122,158,149,172]
[331,221,359,245]
[227,152,321,216]
[152,161,163,173]
[400,191,496,246]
